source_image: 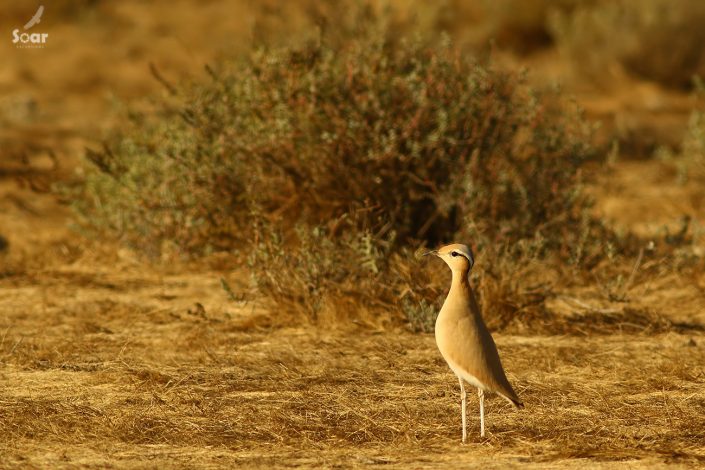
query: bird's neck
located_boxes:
[449,269,482,318]
[450,268,470,292]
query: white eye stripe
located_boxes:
[450,250,474,265]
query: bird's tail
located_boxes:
[500,393,524,409]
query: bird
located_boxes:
[423,243,523,442]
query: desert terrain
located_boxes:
[1,2,704,468]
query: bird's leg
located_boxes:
[458,377,467,443]
[478,388,485,437]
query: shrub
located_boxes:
[71,26,599,326]
[550,0,705,89]
[677,108,705,181]
[658,86,705,185]
[246,216,398,327]
[476,0,583,54]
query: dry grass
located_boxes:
[1,260,704,468]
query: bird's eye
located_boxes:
[451,251,459,257]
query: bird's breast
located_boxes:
[435,303,472,356]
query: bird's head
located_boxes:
[423,243,475,273]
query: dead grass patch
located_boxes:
[2,268,705,467]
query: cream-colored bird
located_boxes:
[425,243,523,442]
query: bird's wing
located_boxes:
[451,314,523,407]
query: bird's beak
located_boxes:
[422,250,438,257]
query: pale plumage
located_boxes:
[425,243,523,441]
